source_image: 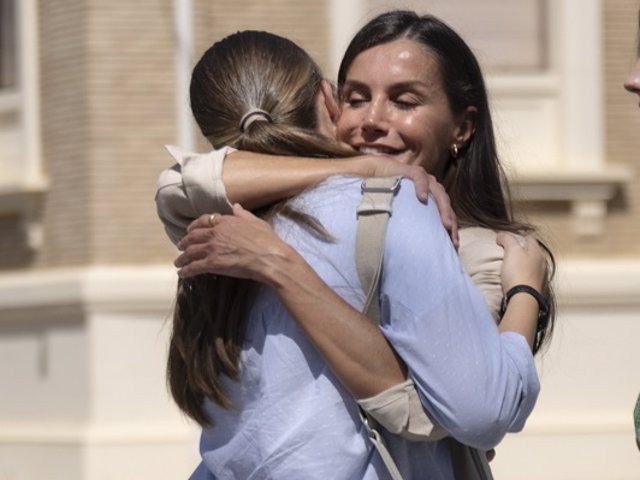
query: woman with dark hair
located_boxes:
[157,12,552,479]
[168,11,554,352]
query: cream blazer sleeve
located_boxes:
[155,145,235,245]
[357,226,504,441]
[457,226,504,322]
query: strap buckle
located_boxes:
[358,407,379,439]
[361,177,402,194]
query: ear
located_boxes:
[315,79,340,139]
[319,79,340,124]
[453,106,477,148]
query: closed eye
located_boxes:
[392,93,421,110]
[344,92,368,108]
[394,100,418,110]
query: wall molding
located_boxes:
[0,266,178,322]
[554,259,640,307]
[0,422,194,445]
[1,260,640,316]
[511,167,631,237]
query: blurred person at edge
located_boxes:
[157,11,556,479]
[623,7,640,451]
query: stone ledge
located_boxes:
[510,166,632,236]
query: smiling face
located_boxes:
[336,38,475,177]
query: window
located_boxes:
[0,0,21,185]
[0,0,45,249]
[0,0,17,89]
[0,0,17,90]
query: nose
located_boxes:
[361,98,388,134]
[624,58,640,94]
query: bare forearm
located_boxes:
[498,294,538,349]
[223,152,374,209]
[262,242,407,398]
[495,232,548,350]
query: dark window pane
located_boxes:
[0,0,17,89]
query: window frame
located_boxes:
[0,0,46,249]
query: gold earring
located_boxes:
[451,144,459,159]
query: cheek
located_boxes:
[335,112,357,142]
[403,116,455,171]
[397,114,444,153]
[398,114,426,140]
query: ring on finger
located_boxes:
[208,213,220,227]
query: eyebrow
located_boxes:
[342,79,431,92]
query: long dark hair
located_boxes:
[168,31,353,426]
[338,11,555,353]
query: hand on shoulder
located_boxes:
[496,232,547,292]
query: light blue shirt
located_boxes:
[191,177,539,480]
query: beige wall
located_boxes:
[37,0,91,268]
[84,1,177,265]
[193,0,331,73]
[0,0,178,270]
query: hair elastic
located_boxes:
[240,108,272,132]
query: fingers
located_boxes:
[406,167,431,202]
[232,203,256,220]
[177,227,215,251]
[496,231,514,248]
[173,247,207,268]
[208,213,221,227]
[187,207,243,232]
[450,218,460,250]
[187,213,215,232]
[177,258,212,278]
[496,231,527,249]
[497,231,548,292]
[182,207,247,250]
[438,207,458,249]
[427,176,459,248]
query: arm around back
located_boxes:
[379,180,540,450]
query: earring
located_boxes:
[450,144,459,159]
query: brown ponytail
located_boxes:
[168,31,353,425]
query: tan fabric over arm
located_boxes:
[357,379,447,441]
[155,145,234,245]
[458,227,504,322]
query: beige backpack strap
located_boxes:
[355,176,494,480]
[356,176,403,480]
[362,414,404,480]
[356,176,401,323]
